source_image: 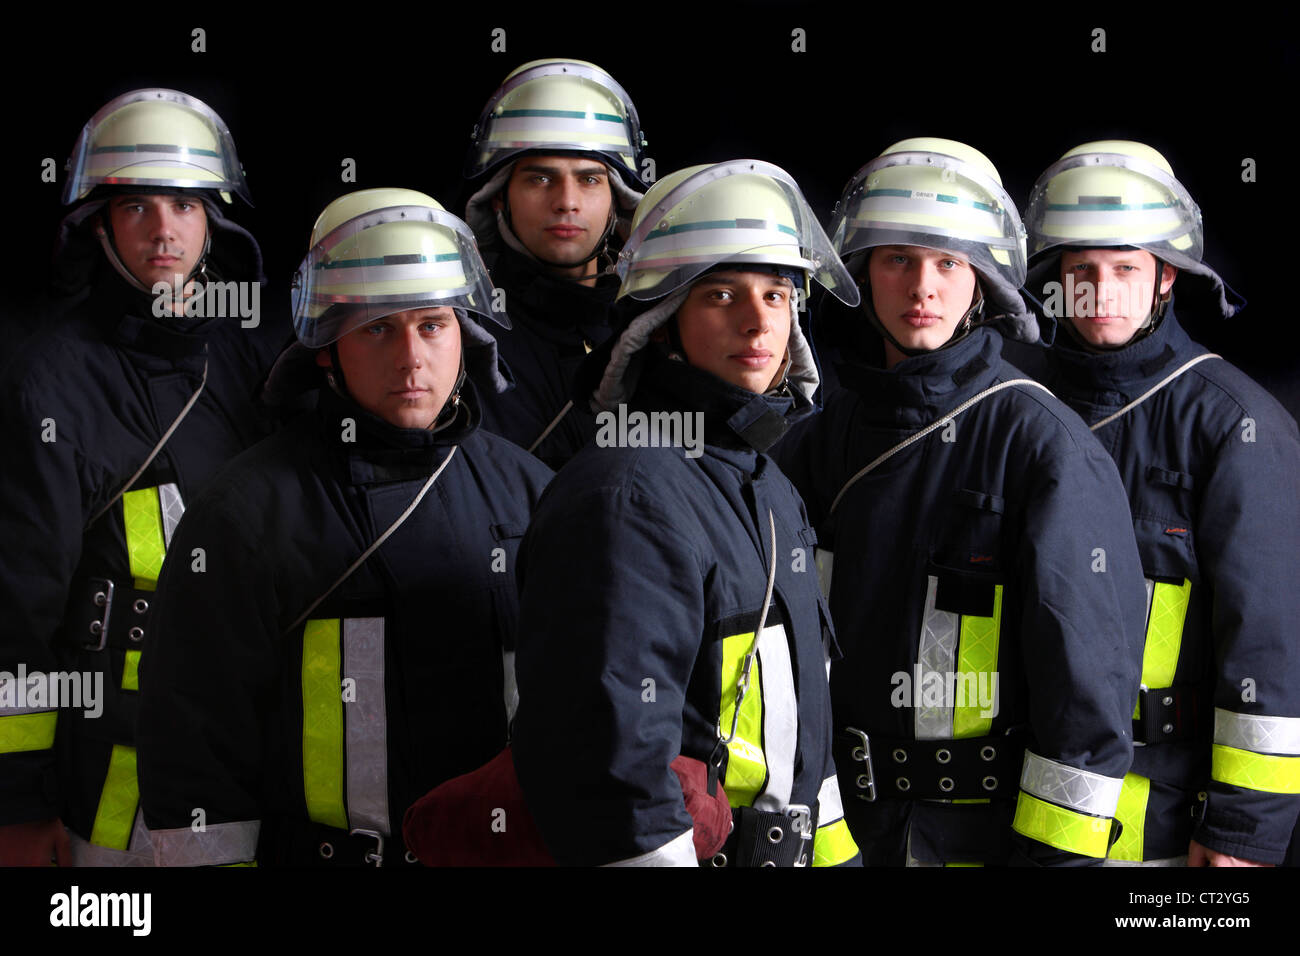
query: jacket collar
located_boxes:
[491,245,619,343]
[1046,309,1195,399]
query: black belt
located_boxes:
[1133,685,1207,744]
[74,577,155,652]
[286,822,420,868]
[706,804,815,868]
[834,727,1026,802]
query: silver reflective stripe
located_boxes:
[502,649,519,724]
[1020,750,1122,817]
[816,773,845,825]
[603,829,696,867]
[752,623,797,812]
[343,617,389,836]
[1104,855,1188,867]
[1214,708,1300,756]
[1143,577,1155,628]
[158,482,184,548]
[915,575,958,739]
[68,810,154,867]
[152,820,261,866]
[814,547,834,601]
[0,672,58,716]
[904,828,942,868]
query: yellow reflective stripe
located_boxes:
[1012,791,1112,858]
[122,650,141,692]
[1212,744,1300,794]
[122,487,168,592]
[953,583,1002,738]
[719,631,766,808]
[1109,772,1151,862]
[1134,578,1190,719]
[89,744,139,850]
[945,862,984,867]
[812,817,858,867]
[302,618,347,829]
[0,712,57,753]
[219,862,258,867]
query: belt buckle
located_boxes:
[349,828,384,867]
[84,578,115,651]
[845,726,876,802]
[785,804,813,867]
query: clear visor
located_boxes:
[1026,152,1204,268]
[465,61,645,181]
[62,89,250,205]
[829,151,1027,288]
[292,204,508,348]
[615,159,859,306]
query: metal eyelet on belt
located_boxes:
[404,850,418,864]
[892,748,907,763]
[89,621,103,635]
[767,826,784,844]
[760,860,776,867]
[982,776,998,791]
[896,777,911,792]
[1162,695,1174,706]
[856,774,871,789]
[980,745,996,761]
[1162,723,1174,734]
[711,852,727,867]
[133,599,149,614]
[938,777,955,792]
[318,842,334,859]
[851,746,866,762]
[94,591,108,607]
[935,748,952,764]
[128,627,144,642]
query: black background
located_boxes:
[3,5,1296,417]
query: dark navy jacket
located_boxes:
[775,323,1148,865]
[136,385,552,865]
[0,272,285,852]
[511,348,858,866]
[1038,310,1300,863]
[474,246,622,470]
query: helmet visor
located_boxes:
[63,88,250,205]
[615,159,858,305]
[466,61,645,182]
[1026,151,1203,268]
[829,151,1027,288]
[292,204,508,348]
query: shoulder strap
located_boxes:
[1089,354,1221,432]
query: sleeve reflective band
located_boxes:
[953,584,1002,739]
[603,829,697,867]
[719,630,767,808]
[89,744,139,850]
[0,711,58,753]
[1211,709,1300,794]
[1019,751,1123,817]
[1012,791,1113,858]
[122,486,169,591]
[1108,772,1151,862]
[1133,577,1190,719]
[301,618,347,830]
[152,820,261,866]
[122,650,141,692]
[813,817,858,867]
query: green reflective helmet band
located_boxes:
[615,159,858,307]
[467,58,646,187]
[1026,146,1204,271]
[292,191,506,348]
[63,88,250,206]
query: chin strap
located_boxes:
[1058,258,1172,354]
[497,184,617,281]
[95,212,212,308]
[323,346,467,433]
[859,278,986,359]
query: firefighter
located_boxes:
[774,138,1149,865]
[135,188,552,866]
[510,160,861,866]
[1024,141,1300,865]
[0,88,285,866]
[460,58,650,468]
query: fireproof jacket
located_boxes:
[1032,309,1300,864]
[774,319,1149,865]
[135,382,552,866]
[510,339,860,867]
[0,209,285,865]
[472,246,622,470]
